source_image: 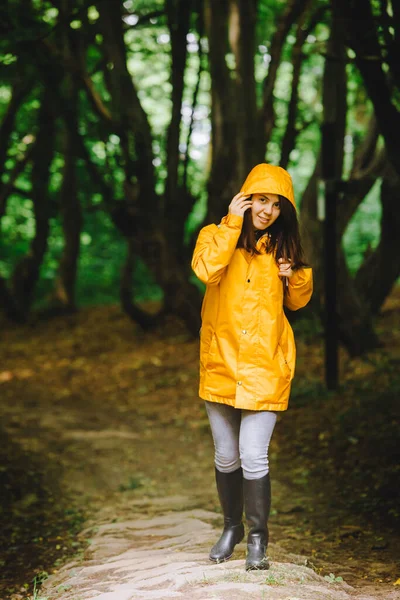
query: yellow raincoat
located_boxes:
[191,164,313,412]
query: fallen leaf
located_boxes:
[0,371,13,382]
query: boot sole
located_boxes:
[209,553,233,563]
[245,559,270,571]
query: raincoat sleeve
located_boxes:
[191,214,243,285]
[284,267,313,311]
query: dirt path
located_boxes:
[1,306,399,600]
[40,495,397,600]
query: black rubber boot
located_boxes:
[209,467,245,562]
[244,474,271,571]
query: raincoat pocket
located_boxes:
[277,343,291,379]
[200,332,217,369]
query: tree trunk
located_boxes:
[205,0,240,222]
[55,126,81,311]
[97,0,156,221]
[120,238,165,330]
[204,0,262,222]
[326,7,379,354]
[258,0,310,160]
[280,1,317,169]
[336,250,380,355]
[53,4,82,311]
[8,89,55,320]
[182,4,205,196]
[337,116,385,239]
[97,0,202,332]
[355,167,400,314]
[301,6,379,355]
[164,0,192,254]
[299,6,344,298]
[332,0,400,178]
[0,277,20,321]
[230,0,259,174]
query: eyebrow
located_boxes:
[260,195,279,201]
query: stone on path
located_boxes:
[42,498,399,600]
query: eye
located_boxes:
[274,202,280,208]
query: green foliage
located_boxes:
[0,0,395,308]
[324,573,344,584]
[343,179,382,273]
[32,572,49,600]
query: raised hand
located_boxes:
[228,192,252,217]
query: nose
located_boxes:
[262,204,272,216]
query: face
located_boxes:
[250,193,281,230]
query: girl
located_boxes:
[191,163,313,571]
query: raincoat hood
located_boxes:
[240,163,296,209]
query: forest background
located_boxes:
[0,0,400,596]
[1,0,399,350]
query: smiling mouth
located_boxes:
[258,217,269,223]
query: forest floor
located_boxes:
[1,290,400,600]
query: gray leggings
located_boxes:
[205,401,277,480]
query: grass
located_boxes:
[31,572,48,600]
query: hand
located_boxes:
[278,257,293,279]
[228,192,252,217]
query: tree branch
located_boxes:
[182,5,205,195]
[258,0,310,154]
[280,3,324,168]
[332,0,400,177]
[41,38,114,124]
[97,0,156,216]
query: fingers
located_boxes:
[232,192,250,202]
[278,258,293,279]
[228,192,252,216]
[231,196,251,209]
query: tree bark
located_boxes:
[331,0,400,177]
[335,251,380,355]
[280,1,318,169]
[120,238,165,330]
[300,5,380,355]
[229,0,259,174]
[355,167,400,315]
[205,0,262,222]
[164,0,192,251]
[205,0,239,222]
[97,0,202,332]
[9,89,55,319]
[52,3,82,311]
[182,3,205,196]
[337,150,386,238]
[258,0,309,159]
[97,0,156,219]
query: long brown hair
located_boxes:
[236,195,307,268]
